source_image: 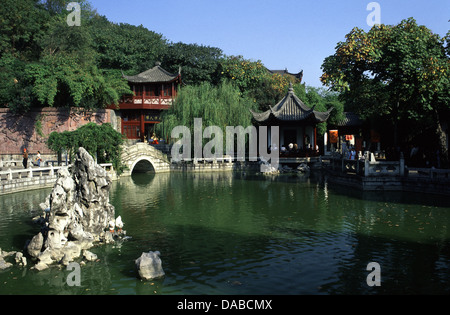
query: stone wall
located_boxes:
[0,107,116,158]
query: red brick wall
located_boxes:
[0,107,114,156]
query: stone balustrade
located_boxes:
[0,163,115,195]
[321,153,450,195]
[170,156,234,172]
[322,155,405,177]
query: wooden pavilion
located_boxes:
[108,62,182,142]
[250,83,332,157]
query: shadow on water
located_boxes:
[131,172,157,186]
[312,172,450,208]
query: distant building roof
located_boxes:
[123,62,180,83]
[250,83,332,124]
[267,68,303,82]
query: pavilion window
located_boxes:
[136,85,143,97]
[153,85,160,97]
[122,111,140,122]
[123,125,140,139]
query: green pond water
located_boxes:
[0,171,449,295]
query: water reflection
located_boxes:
[0,172,449,294]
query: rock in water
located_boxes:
[135,251,165,280]
[27,147,118,268]
[27,232,44,258]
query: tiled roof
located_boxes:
[267,68,303,81]
[250,84,332,123]
[124,63,180,83]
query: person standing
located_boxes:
[22,148,28,169]
[36,151,42,167]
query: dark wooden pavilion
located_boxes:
[250,83,332,157]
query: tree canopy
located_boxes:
[157,80,258,155]
[1,0,345,159]
[321,18,449,163]
[47,122,124,172]
[1,0,340,117]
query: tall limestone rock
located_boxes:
[27,147,119,270]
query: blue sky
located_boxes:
[88,0,449,87]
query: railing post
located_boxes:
[364,159,369,177]
[399,156,405,176]
[28,167,33,178]
[7,168,12,180]
[50,165,54,176]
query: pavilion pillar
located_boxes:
[140,111,145,142]
[314,127,317,153]
[302,126,306,149]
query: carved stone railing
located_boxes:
[407,167,450,181]
[322,155,405,177]
[0,164,115,195]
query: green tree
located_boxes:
[0,0,133,112]
[219,55,268,93]
[0,0,49,59]
[47,130,76,164]
[47,122,124,172]
[321,18,449,164]
[161,42,223,85]
[219,55,303,110]
[158,81,257,154]
[90,16,167,74]
[24,53,131,110]
[292,83,344,137]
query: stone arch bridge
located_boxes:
[120,143,170,176]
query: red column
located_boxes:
[140,111,145,142]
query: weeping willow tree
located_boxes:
[157,80,257,156]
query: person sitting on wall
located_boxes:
[151,133,159,145]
